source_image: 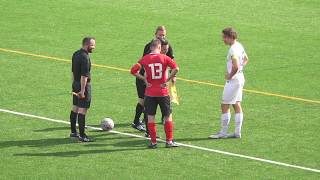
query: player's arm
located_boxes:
[130,63,150,86]
[166,45,177,83]
[162,57,179,87]
[167,45,174,59]
[243,53,249,66]
[78,56,89,98]
[167,68,179,82]
[226,55,239,80]
[79,76,88,98]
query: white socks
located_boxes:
[235,113,243,136]
[220,113,231,135]
[220,112,243,136]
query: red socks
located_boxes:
[147,122,157,144]
[148,121,174,144]
[164,121,173,142]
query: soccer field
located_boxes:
[0,0,319,179]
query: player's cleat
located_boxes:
[208,133,228,139]
[131,122,146,132]
[148,143,157,149]
[78,134,94,142]
[165,141,179,148]
[227,133,241,139]
[70,132,79,138]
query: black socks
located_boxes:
[70,111,78,133]
[78,113,86,137]
[134,103,144,124]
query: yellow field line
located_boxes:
[1,47,319,105]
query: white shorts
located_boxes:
[221,74,245,104]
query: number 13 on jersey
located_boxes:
[148,63,163,79]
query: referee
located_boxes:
[69,37,96,142]
[131,25,175,136]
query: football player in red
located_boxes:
[130,39,179,148]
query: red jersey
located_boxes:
[131,53,178,97]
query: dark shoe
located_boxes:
[131,122,146,132]
[148,143,157,149]
[165,141,179,148]
[70,132,79,138]
[79,134,94,142]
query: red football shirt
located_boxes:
[134,53,177,97]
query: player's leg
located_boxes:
[132,98,146,132]
[77,84,94,142]
[144,96,158,148]
[220,103,231,135]
[209,104,231,139]
[133,98,144,124]
[209,81,236,139]
[70,81,80,137]
[159,96,179,148]
[69,105,79,137]
[132,81,146,132]
[229,102,243,138]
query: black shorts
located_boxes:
[136,79,146,99]
[72,81,91,109]
[144,96,172,116]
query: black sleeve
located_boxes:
[167,44,174,59]
[143,43,150,57]
[80,55,89,77]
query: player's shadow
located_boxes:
[84,138,146,148]
[0,138,74,149]
[13,147,145,157]
[33,126,67,132]
[174,137,211,142]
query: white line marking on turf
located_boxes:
[1,108,319,173]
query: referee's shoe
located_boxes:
[131,121,146,132]
[79,134,94,142]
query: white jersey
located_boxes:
[222,41,247,104]
[226,41,247,80]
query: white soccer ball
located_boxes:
[101,118,114,131]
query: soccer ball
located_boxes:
[100,118,114,131]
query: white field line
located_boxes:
[0,108,319,173]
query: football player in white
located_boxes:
[209,27,248,139]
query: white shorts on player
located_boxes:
[222,73,245,104]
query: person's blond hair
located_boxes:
[155,25,166,34]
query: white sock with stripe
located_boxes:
[220,113,231,135]
[235,113,243,136]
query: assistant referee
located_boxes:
[69,37,96,142]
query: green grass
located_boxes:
[0,0,319,179]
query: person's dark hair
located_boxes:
[222,28,237,39]
[150,39,161,50]
[160,38,169,46]
[82,37,95,46]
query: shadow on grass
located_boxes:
[1,133,148,157]
[174,137,213,142]
[0,138,74,148]
[13,147,145,157]
[33,126,67,132]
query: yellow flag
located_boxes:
[169,82,179,105]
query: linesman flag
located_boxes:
[169,81,179,105]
